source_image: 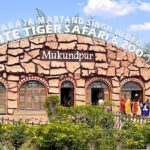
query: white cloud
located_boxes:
[129,22,150,31]
[83,0,136,18]
[139,2,150,12]
[83,0,150,18]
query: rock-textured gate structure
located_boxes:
[0,33,149,119]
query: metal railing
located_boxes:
[114,113,150,129]
[0,114,150,128]
[0,116,48,125]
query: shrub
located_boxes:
[3,98,150,149]
[121,121,147,149]
[45,95,60,117]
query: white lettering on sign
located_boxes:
[41,50,95,62]
[0,16,146,58]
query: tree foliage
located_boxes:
[1,96,150,149]
[121,121,147,149]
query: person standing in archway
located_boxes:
[125,98,132,116]
[132,100,139,116]
[146,99,150,116]
[98,97,104,105]
[142,103,149,116]
[132,94,139,116]
[120,98,126,115]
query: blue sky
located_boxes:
[0,0,150,44]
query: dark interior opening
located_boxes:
[122,91,143,102]
[61,88,74,107]
[121,81,143,102]
[91,88,104,105]
[131,91,143,102]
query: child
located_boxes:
[142,103,149,116]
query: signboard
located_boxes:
[40,49,95,62]
[91,82,107,89]
[0,16,147,58]
[28,81,38,87]
[61,82,74,88]
[122,82,142,91]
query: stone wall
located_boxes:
[0,33,149,115]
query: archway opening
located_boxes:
[121,81,143,102]
[19,80,47,110]
[61,81,74,107]
[88,81,109,105]
[0,83,6,114]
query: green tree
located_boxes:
[121,121,146,149]
[45,95,60,118]
[143,121,150,144]
[7,123,27,150]
[44,96,119,150]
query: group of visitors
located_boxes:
[97,95,150,116]
[120,94,150,116]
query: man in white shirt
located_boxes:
[98,97,104,105]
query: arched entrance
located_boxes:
[19,80,47,110]
[87,81,110,105]
[61,81,74,107]
[121,81,143,101]
[0,83,6,114]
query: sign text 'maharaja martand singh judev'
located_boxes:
[0,16,145,57]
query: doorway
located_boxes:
[121,82,143,102]
[91,88,104,105]
[131,91,142,101]
[88,81,109,105]
[61,81,74,107]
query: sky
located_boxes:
[0,0,150,45]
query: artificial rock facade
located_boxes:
[0,33,150,118]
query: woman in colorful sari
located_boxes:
[132,100,139,116]
[125,98,132,116]
[120,98,126,115]
[133,94,140,116]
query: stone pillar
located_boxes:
[75,79,86,105]
[145,84,150,102]
[48,78,59,96]
[7,79,19,115]
[111,77,120,112]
